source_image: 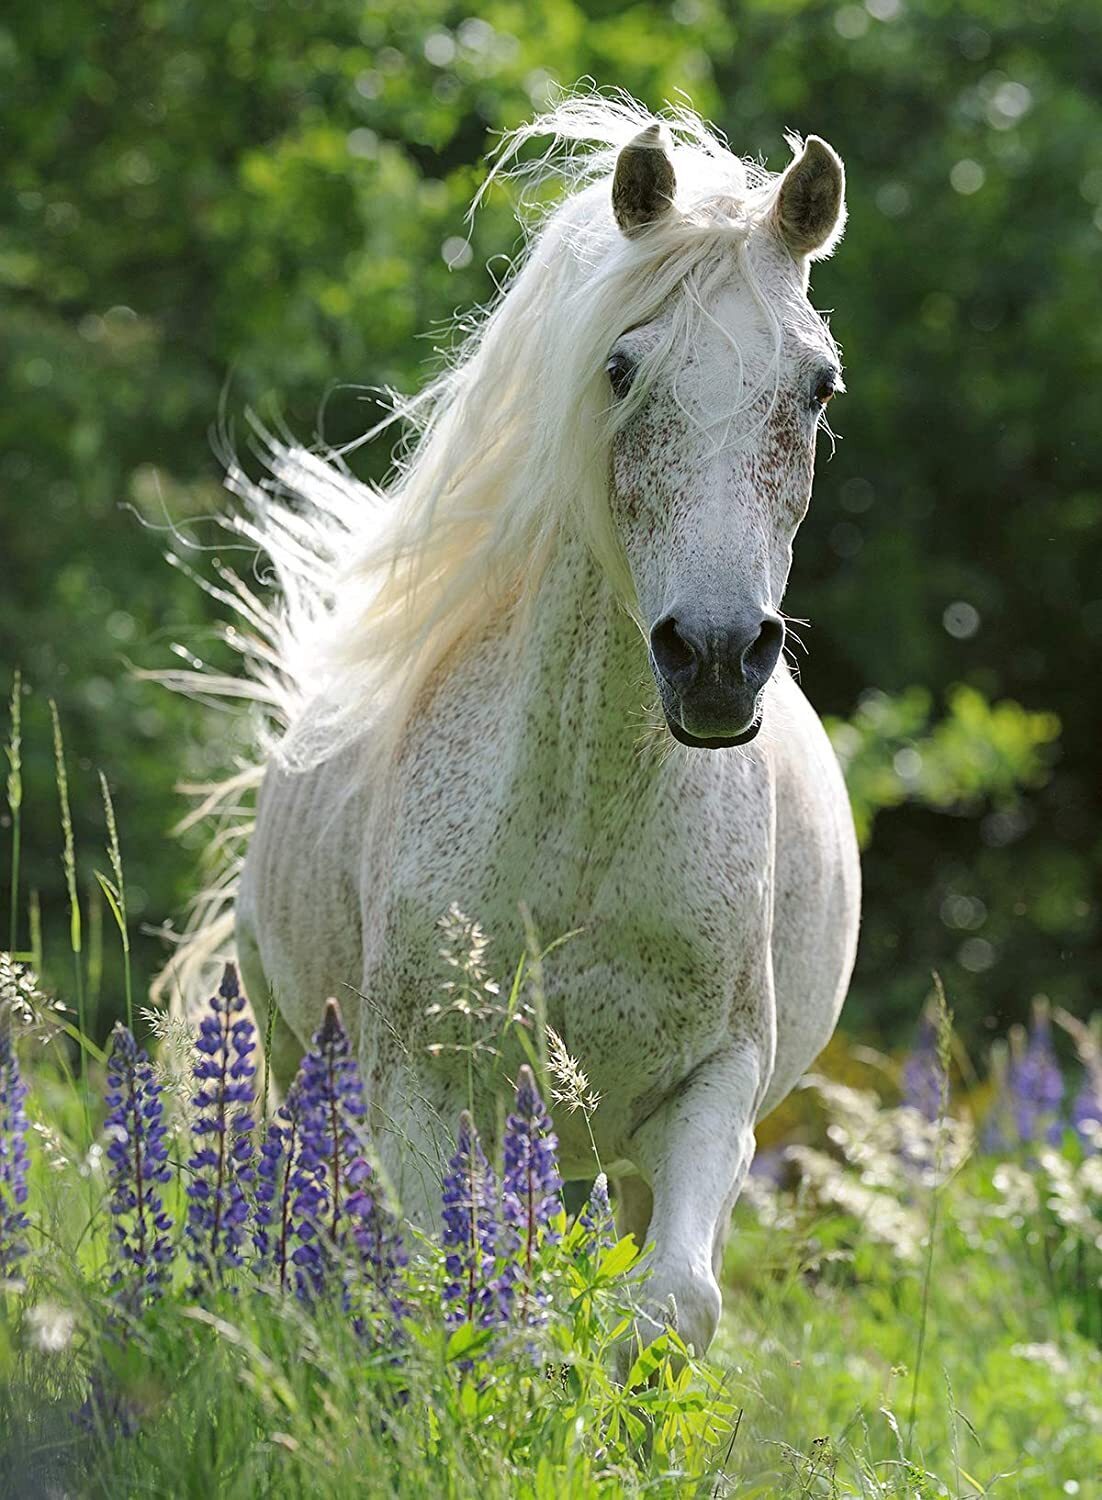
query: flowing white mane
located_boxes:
[153,89,794,1002]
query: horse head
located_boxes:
[604,124,846,748]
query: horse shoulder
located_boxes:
[238,734,380,1044]
[761,669,861,1113]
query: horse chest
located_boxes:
[366,705,775,1147]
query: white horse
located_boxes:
[172,95,860,1357]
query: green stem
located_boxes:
[466,1005,474,1123]
[906,1162,941,1447]
[5,669,21,955]
[50,701,90,1157]
[583,1109,602,1176]
[906,976,953,1449]
[7,816,19,957]
[262,986,276,1122]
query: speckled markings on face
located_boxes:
[609,238,838,641]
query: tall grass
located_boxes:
[4,997,1100,1497]
[906,973,952,1448]
[48,701,88,1145]
[4,672,20,957]
[95,771,132,1033]
[2,683,1100,1498]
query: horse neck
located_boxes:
[505,528,657,803]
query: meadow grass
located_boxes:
[2,691,1100,1498]
[3,972,1100,1499]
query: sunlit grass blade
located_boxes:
[28,888,42,973]
[49,700,89,1151]
[906,970,953,1451]
[5,669,22,955]
[261,983,276,1121]
[52,1017,107,1067]
[96,771,132,1032]
[87,879,103,1025]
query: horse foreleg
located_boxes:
[613,1174,653,1249]
[627,1041,764,1358]
[370,1068,460,1232]
[237,927,304,1100]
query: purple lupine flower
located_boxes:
[981,1040,1013,1154]
[1008,1009,1064,1145]
[748,1148,787,1187]
[345,1151,408,1323]
[902,1011,944,1124]
[288,999,404,1313]
[104,1025,173,1309]
[76,1372,140,1442]
[578,1171,614,1248]
[185,964,257,1284]
[499,1066,562,1324]
[502,1067,562,1245]
[0,1026,30,1278]
[441,1110,501,1328]
[253,1087,300,1290]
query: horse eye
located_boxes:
[812,370,841,410]
[606,351,636,400]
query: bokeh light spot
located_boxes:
[943,601,980,639]
[959,937,996,973]
[834,6,869,39]
[950,159,986,195]
[442,237,473,270]
[423,31,456,68]
[346,129,378,160]
[876,181,911,217]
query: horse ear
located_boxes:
[612,124,677,236]
[773,135,846,261]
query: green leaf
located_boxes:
[597,1234,640,1281]
[444,1321,495,1364]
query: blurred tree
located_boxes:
[1,0,1098,1042]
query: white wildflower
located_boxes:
[26,1301,76,1353]
[30,1120,70,1173]
[546,1025,601,1117]
[990,1162,1041,1220]
[425,905,528,1061]
[0,952,68,1044]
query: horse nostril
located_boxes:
[741,616,785,687]
[650,615,702,689]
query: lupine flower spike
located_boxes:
[289,998,405,1314]
[578,1171,614,1250]
[0,1025,30,1279]
[1009,1005,1064,1146]
[901,1009,944,1124]
[254,1086,300,1291]
[981,1038,1012,1154]
[441,1110,500,1327]
[104,1024,173,1309]
[500,1065,562,1324]
[185,964,257,1285]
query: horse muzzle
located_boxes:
[649,605,784,750]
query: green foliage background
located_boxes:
[2,0,1099,1043]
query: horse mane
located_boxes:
[151,88,790,1007]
